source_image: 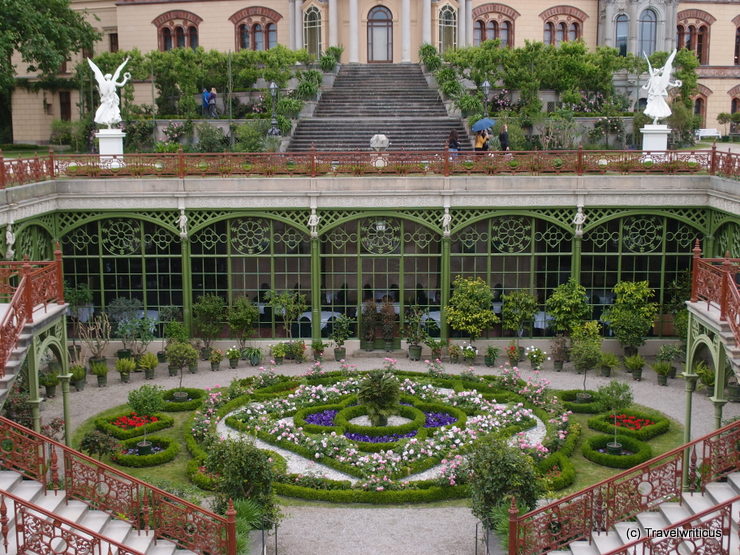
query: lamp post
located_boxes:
[267,81,280,137]
[481,80,491,116]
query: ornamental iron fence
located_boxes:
[507,419,740,554]
[0,249,64,377]
[0,146,738,188]
[0,415,237,554]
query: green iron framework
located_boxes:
[2,206,738,341]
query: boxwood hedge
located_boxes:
[273,481,468,504]
[162,387,206,411]
[557,390,602,413]
[582,434,653,469]
[112,436,179,467]
[587,409,669,440]
[536,452,576,491]
[96,412,174,440]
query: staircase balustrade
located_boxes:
[1,147,738,187]
[601,494,739,555]
[690,243,740,346]
[0,415,237,554]
[0,250,64,377]
[507,420,740,554]
[0,488,146,555]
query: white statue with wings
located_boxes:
[642,49,682,125]
[87,57,131,128]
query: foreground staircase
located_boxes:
[0,416,235,554]
[288,64,469,151]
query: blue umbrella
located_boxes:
[471,118,495,132]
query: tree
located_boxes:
[501,290,538,346]
[446,276,498,342]
[227,296,260,350]
[357,371,401,427]
[0,0,99,93]
[192,294,226,350]
[265,289,307,339]
[602,281,658,354]
[597,380,633,449]
[545,278,590,336]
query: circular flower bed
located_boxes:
[112,436,180,467]
[557,390,602,413]
[581,434,653,469]
[162,387,207,411]
[587,409,670,440]
[96,411,174,440]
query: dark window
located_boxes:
[162,28,173,51]
[616,15,629,56]
[189,26,198,49]
[59,91,71,121]
[639,9,657,56]
[109,33,119,53]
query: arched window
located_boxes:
[152,11,202,51]
[472,4,518,48]
[304,7,322,58]
[694,96,705,127]
[474,20,484,46]
[568,23,579,42]
[544,22,553,45]
[556,23,566,46]
[736,27,740,65]
[639,9,657,56]
[733,98,739,114]
[696,26,707,64]
[229,7,282,51]
[615,14,629,56]
[162,28,173,51]
[368,6,393,62]
[677,10,714,65]
[438,5,457,54]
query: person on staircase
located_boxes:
[474,129,490,154]
[447,130,460,158]
[498,124,510,151]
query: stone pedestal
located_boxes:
[95,129,125,162]
[641,124,670,152]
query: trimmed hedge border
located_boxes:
[537,452,576,491]
[336,404,426,435]
[161,388,207,411]
[558,390,602,413]
[587,409,670,441]
[293,404,345,434]
[582,434,653,469]
[274,480,469,504]
[96,412,175,440]
[112,436,179,467]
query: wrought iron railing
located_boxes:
[0,146,738,188]
[507,419,740,554]
[601,495,739,555]
[691,241,740,346]
[0,249,64,377]
[0,488,146,555]
[0,415,237,554]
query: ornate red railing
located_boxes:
[601,495,739,555]
[507,420,740,554]
[690,242,740,346]
[0,415,237,554]
[0,489,146,554]
[0,146,738,187]
[0,249,65,377]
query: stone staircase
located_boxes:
[288,63,469,152]
[0,470,196,554]
[548,474,740,554]
[0,331,31,409]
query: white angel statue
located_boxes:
[87,57,131,128]
[642,49,682,125]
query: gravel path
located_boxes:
[42,354,739,555]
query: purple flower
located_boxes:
[305,409,338,426]
[424,412,458,428]
[345,431,417,443]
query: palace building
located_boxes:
[8,0,740,144]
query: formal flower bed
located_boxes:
[112,436,180,467]
[96,411,175,440]
[161,387,208,411]
[581,434,653,469]
[111,413,159,430]
[587,409,670,440]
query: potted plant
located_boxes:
[403,305,428,361]
[244,346,262,366]
[265,289,307,339]
[357,370,400,426]
[116,357,136,383]
[329,314,353,361]
[359,300,377,351]
[426,338,445,361]
[484,346,500,367]
[446,276,498,344]
[209,348,224,371]
[599,352,620,378]
[226,296,259,351]
[624,353,646,381]
[193,294,226,359]
[311,340,327,361]
[546,278,590,370]
[505,341,521,366]
[695,361,715,396]
[271,343,286,364]
[652,361,672,386]
[550,335,568,371]
[156,306,181,362]
[226,346,241,368]
[90,360,109,387]
[602,281,658,357]
[39,371,59,398]
[597,380,634,455]
[380,299,397,352]
[656,344,683,378]
[501,290,538,347]
[127,384,164,455]
[80,430,119,460]
[107,296,142,359]
[448,343,462,363]
[165,341,198,389]
[525,346,547,371]
[462,343,478,364]
[138,352,159,380]
[65,281,93,363]
[80,313,111,369]
[69,364,87,391]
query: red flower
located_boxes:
[111,412,159,430]
[609,413,654,431]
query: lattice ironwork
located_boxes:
[17,508,101,554]
[62,226,98,253]
[665,222,697,250]
[186,210,229,232]
[323,226,357,250]
[535,224,569,249]
[230,218,271,255]
[192,226,227,251]
[622,216,663,253]
[403,227,439,250]
[144,227,177,251]
[715,222,739,258]
[14,225,53,260]
[360,217,401,254]
[275,227,308,250]
[491,216,531,253]
[56,211,103,237]
[456,225,489,250]
[397,209,444,232]
[101,219,141,256]
[316,210,363,233]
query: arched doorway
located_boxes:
[368,6,392,62]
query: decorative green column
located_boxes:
[681,310,698,490]
[58,372,72,446]
[440,228,451,343]
[27,339,41,434]
[571,204,585,282]
[181,236,193,334]
[711,345,728,430]
[310,236,321,342]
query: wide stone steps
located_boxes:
[553,472,740,554]
[288,62,468,152]
[0,470,196,555]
